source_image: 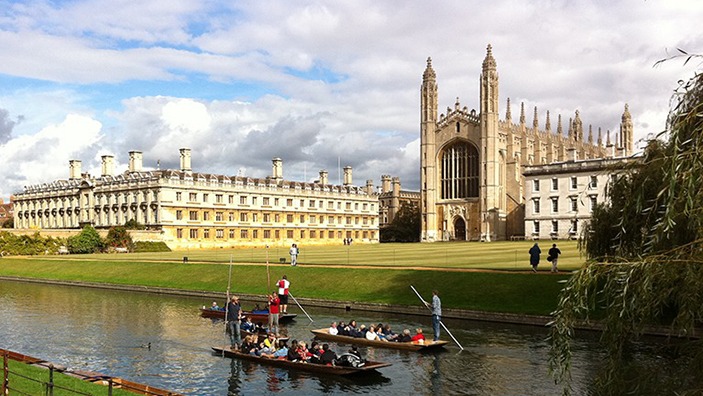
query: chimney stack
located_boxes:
[319,170,328,185]
[69,160,82,180]
[272,158,283,181]
[129,150,143,172]
[343,166,352,186]
[101,155,115,177]
[180,148,192,172]
[365,179,374,195]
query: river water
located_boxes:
[0,279,691,395]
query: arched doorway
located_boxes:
[453,217,466,241]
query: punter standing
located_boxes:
[277,275,290,314]
[268,291,280,335]
[424,290,442,341]
[226,295,242,350]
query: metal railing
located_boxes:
[3,351,178,396]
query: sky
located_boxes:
[1,0,702,200]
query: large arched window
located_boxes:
[441,141,479,199]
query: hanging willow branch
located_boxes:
[550,55,703,395]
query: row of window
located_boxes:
[532,176,598,192]
[174,192,374,211]
[532,196,598,214]
[532,219,579,235]
[175,228,375,240]
[175,210,374,225]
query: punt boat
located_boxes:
[310,328,449,351]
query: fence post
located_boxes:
[3,352,8,396]
[48,364,54,396]
[108,378,113,396]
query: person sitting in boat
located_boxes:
[357,324,368,338]
[398,329,413,343]
[211,301,223,311]
[382,324,399,342]
[337,321,347,336]
[348,345,362,359]
[271,340,289,359]
[319,344,338,365]
[241,316,256,333]
[296,341,312,362]
[411,328,426,344]
[240,335,259,355]
[345,320,361,337]
[257,333,277,356]
[328,322,339,335]
[307,341,322,364]
[287,339,302,361]
[365,325,384,341]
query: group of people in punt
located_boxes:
[240,332,359,366]
[328,320,426,343]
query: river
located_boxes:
[0,279,691,395]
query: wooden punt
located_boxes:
[310,329,449,351]
[200,308,297,323]
[211,347,391,376]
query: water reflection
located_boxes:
[0,279,694,395]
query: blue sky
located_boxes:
[1,0,702,200]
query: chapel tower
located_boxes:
[420,45,619,242]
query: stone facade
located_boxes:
[420,45,634,242]
[378,175,421,226]
[523,156,635,240]
[12,149,379,249]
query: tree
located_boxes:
[124,218,146,230]
[550,54,703,395]
[380,204,420,242]
[2,217,13,228]
[105,226,134,251]
[67,225,104,254]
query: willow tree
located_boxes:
[550,53,703,395]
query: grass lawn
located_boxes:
[0,241,580,316]
[5,359,133,396]
[33,240,586,270]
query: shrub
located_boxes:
[105,226,134,251]
[67,226,104,254]
[0,231,64,255]
[133,241,171,252]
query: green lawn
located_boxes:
[31,240,585,270]
[0,241,580,316]
[5,359,133,396]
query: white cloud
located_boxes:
[0,114,104,194]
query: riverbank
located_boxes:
[0,275,554,326]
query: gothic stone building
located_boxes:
[420,45,634,242]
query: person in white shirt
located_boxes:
[365,325,380,341]
[329,322,339,335]
[289,243,299,266]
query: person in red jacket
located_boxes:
[268,292,280,335]
[411,328,426,344]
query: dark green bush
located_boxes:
[0,231,64,255]
[133,241,171,252]
[67,226,104,254]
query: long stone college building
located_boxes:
[12,149,379,249]
[420,45,634,242]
